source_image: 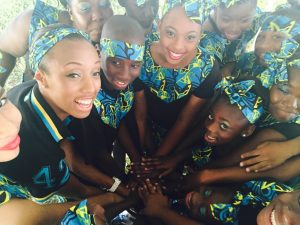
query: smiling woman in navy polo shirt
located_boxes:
[0,23,127,202]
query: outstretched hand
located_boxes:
[138,179,169,217]
[240,141,290,172]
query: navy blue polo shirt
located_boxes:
[1,80,71,199]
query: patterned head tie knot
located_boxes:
[29,25,90,73]
[257,15,300,88]
[215,76,264,124]
[100,38,145,61]
[162,0,221,24]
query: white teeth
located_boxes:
[207,135,216,140]
[170,51,183,59]
[270,209,277,225]
[116,81,126,85]
[76,99,92,105]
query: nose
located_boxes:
[173,36,185,52]
[283,97,300,113]
[205,120,218,135]
[81,75,100,94]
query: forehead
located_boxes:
[218,2,256,17]
[162,6,200,32]
[212,98,248,122]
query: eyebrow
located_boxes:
[64,61,101,67]
[165,26,197,34]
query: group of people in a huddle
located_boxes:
[0,0,300,224]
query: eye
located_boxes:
[111,59,121,66]
[67,73,80,78]
[78,2,92,13]
[221,16,230,23]
[241,17,251,24]
[0,97,7,108]
[186,34,197,42]
[99,0,110,8]
[165,29,176,38]
[131,62,142,69]
[92,71,101,77]
[276,83,289,95]
[272,34,284,41]
[220,122,229,130]
[208,114,214,120]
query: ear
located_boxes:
[241,125,256,138]
[34,70,48,89]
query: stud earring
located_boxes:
[242,133,247,137]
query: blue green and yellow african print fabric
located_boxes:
[0,174,31,206]
[100,38,145,61]
[29,25,90,73]
[61,199,96,225]
[216,77,264,124]
[94,82,134,128]
[139,45,214,103]
[29,0,60,46]
[210,180,293,225]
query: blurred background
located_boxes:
[0,0,287,89]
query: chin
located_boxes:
[0,148,20,162]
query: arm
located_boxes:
[185,155,300,190]
[134,90,155,153]
[208,128,287,168]
[118,120,141,162]
[0,9,32,85]
[60,139,129,197]
[240,136,300,172]
[0,199,75,225]
[156,95,207,157]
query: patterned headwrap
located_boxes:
[100,38,145,61]
[218,0,255,8]
[210,181,292,225]
[161,0,255,24]
[215,77,264,124]
[161,0,219,24]
[29,25,90,73]
[257,15,300,88]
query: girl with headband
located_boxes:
[1,24,126,205]
[68,15,146,195]
[201,0,265,76]
[131,0,219,175]
[228,9,300,174]
[0,0,113,85]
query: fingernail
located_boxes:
[246,168,250,172]
[255,170,258,173]
[240,162,244,167]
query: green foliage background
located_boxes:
[0,0,287,89]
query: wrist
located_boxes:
[107,177,121,193]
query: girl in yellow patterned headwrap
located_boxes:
[132,1,219,174]
[201,0,266,74]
